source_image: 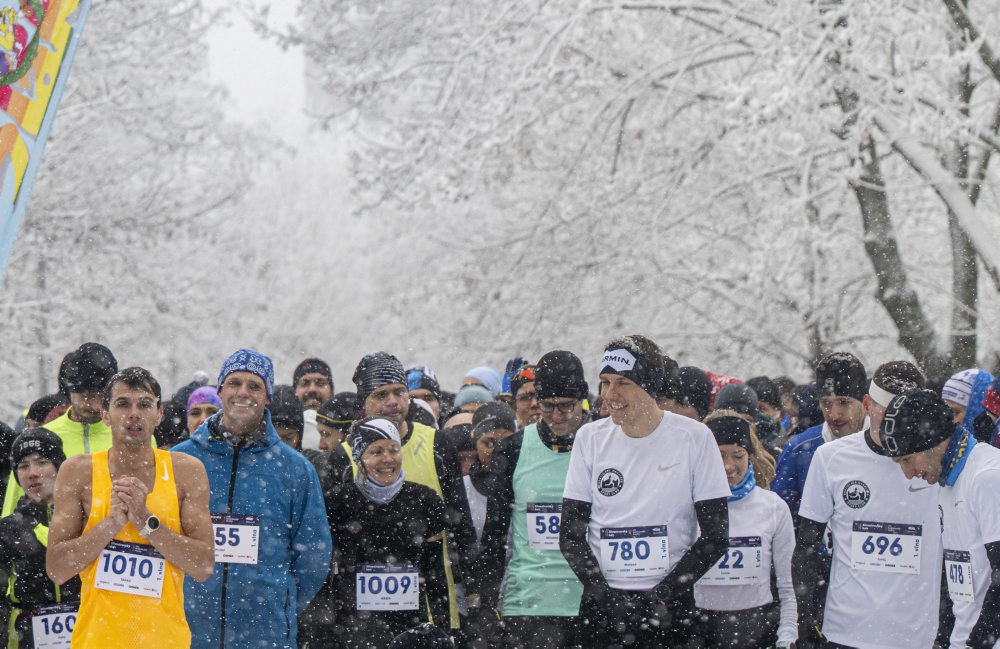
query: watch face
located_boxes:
[147,516,160,530]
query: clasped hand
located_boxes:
[109,477,150,529]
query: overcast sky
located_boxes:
[205,1,307,140]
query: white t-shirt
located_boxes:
[562,412,730,590]
[301,409,321,450]
[694,486,797,642]
[941,443,1000,649]
[798,431,942,649]
[464,475,487,544]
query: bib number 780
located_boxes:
[607,539,651,561]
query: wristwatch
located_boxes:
[775,642,796,649]
[139,514,160,537]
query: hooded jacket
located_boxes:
[173,411,332,649]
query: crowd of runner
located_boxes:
[1,338,999,648]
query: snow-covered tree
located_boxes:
[297,0,1000,377]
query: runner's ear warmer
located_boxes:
[599,345,664,397]
[880,390,955,457]
[706,417,752,451]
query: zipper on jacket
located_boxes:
[83,423,90,454]
[218,446,241,649]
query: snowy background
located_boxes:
[2,0,1000,421]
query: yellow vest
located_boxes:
[72,450,189,648]
[345,422,459,627]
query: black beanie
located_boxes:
[706,416,752,451]
[471,401,518,440]
[679,366,713,419]
[598,336,665,398]
[654,355,684,402]
[353,352,406,403]
[10,428,66,484]
[60,343,118,395]
[268,385,305,435]
[535,351,588,401]
[815,352,867,402]
[317,393,361,432]
[293,358,333,390]
[880,389,955,457]
[510,365,537,399]
[746,376,781,410]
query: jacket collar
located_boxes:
[191,410,281,455]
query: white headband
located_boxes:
[868,381,895,408]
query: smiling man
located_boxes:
[173,349,331,649]
[560,336,730,647]
[882,389,1000,649]
[47,367,215,648]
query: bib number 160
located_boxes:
[607,539,651,561]
[38,613,75,635]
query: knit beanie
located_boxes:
[60,343,118,395]
[293,358,333,391]
[880,390,955,457]
[453,384,493,409]
[218,349,275,399]
[464,366,502,398]
[186,385,222,413]
[471,401,518,440]
[10,428,65,484]
[815,352,867,402]
[984,377,1000,417]
[535,351,589,401]
[510,366,537,399]
[746,376,781,411]
[317,393,362,432]
[678,366,713,419]
[714,384,759,418]
[942,369,980,407]
[353,352,406,403]
[406,367,441,400]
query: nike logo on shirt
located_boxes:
[658,463,680,471]
[162,461,169,481]
[908,484,932,492]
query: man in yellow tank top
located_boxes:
[46,367,215,648]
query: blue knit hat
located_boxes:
[218,349,275,399]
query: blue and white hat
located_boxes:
[217,349,275,399]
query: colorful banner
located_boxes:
[0,0,90,278]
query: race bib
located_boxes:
[526,503,561,550]
[699,536,764,585]
[356,562,420,611]
[944,549,975,603]
[30,604,76,649]
[95,540,165,599]
[212,514,260,564]
[850,521,922,574]
[599,525,669,579]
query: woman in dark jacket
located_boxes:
[0,428,80,648]
[326,418,450,649]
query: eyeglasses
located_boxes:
[538,400,578,414]
[515,392,538,404]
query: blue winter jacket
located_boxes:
[772,423,825,517]
[173,411,332,649]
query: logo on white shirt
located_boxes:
[597,468,624,497]
[842,480,871,509]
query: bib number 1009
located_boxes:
[358,573,414,596]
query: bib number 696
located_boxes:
[861,535,903,557]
